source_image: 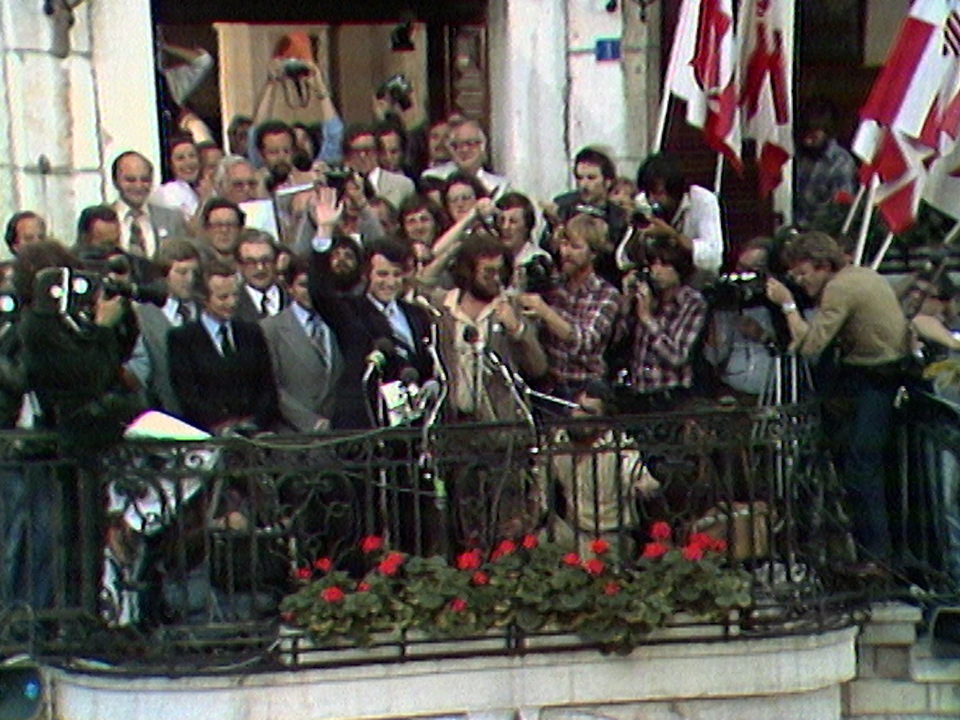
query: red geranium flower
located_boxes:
[521,534,539,550]
[360,535,384,553]
[583,558,605,575]
[357,581,370,592]
[710,537,728,553]
[449,597,467,612]
[650,521,672,541]
[687,532,715,551]
[313,557,333,572]
[456,549,482,570]
[320,586,345,603]
[295,566,312,580]
[562,552,581,566]
[377,551,405,576]
[490,539,517,560]
[471,571,489,586]
[604,581,620,596]
[590,538,610,555]
[642,542,669,559]
[682,544,704,562]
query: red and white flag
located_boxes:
[853,0,956,231]
[662,0,742,169]
[737,0,794,196]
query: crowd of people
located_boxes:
[4,51,957,587]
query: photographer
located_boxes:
[765,231,911,569]
[702,237,783,402]
[619,237,708,412]
[635,153,724,279]
[518,213,621,400]
[17,241,143,455]
[496,192,552,289]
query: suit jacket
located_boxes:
[167,318,279,433]
[234,282,290,323]
[308,251,434,429]
[131,302,188,416]
[369,167,416,210]
[260,306,343,433]
[114,201,190,259]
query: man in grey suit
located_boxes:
[234,229,289,321]
[260,256,341,432]
[111,150,190,258]
[125,238,202,416]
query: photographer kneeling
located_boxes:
[16,241,143,456]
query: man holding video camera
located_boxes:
[17,241,143,454]
[765,231,911,569]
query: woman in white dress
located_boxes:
[151,135,201,221]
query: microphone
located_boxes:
[363,337,395,385]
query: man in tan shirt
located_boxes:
[766,231,910,570]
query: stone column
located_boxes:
[0,0,158,256]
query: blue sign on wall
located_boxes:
[595,38,621,62]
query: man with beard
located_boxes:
[545,147,627,286]
[793,98,857,229]
[254,120,296,193]
[518,213,620,399]
[438,232,547,422]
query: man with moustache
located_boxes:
[518,213,620,400]
[793,99,858,229]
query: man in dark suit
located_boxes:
[261,256,342,432]
[126,238,202,416]
[111,151,190,258]
[168,260,279,434]
[307,204,434,429]
[233,229,289,322]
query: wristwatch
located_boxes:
[781,301,798,314]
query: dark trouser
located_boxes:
[829,364,903,563]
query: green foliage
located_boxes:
[280,529,754,654]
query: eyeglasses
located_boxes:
[229,179,258,188]
[240,256,274,267]
[450,139,482,150]
[447,194,476,204]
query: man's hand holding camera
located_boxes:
[94,292,125,328]
[765,276,807,350]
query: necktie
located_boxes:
[307,313,331,369]
[128,211,146,257]
[175,300,190,325]
[218,323,235,356]
[260,292,270,316]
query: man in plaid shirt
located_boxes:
[518,213,621,399]
[622,237,707,410]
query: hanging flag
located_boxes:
[853,0,955,232]
[662,0,742,168]
[737,0,795,196]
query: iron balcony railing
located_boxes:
[3,396,945,675]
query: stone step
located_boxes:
[844,677,960,717]
[910,635,960,684]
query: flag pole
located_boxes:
[841,184,867,236]
[713,154,725,193]
[853,174,879,266]
[869,231,895,270]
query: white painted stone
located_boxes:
[488,0,568,200]
[65,54,101,170]
[70,1,92,56]
[911,637,960,683]
[870,602,924,626]
[860,621,918,647]
[846,678,929,715]
[4,51,71,168]
[1,0,52,53]
[567,0,623,52]
[48,628,857,720]
[567,52,626,159]
[927,682,960,715]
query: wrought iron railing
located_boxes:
[0,401,897,674]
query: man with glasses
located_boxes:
[233,229,288,322]
[421,117,510,198]
[343,123,414,210]
[199,199,245,266]
[214,156,261,205]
